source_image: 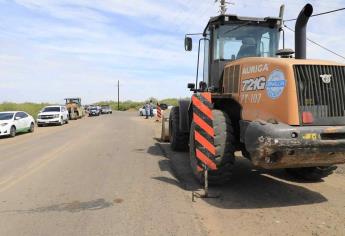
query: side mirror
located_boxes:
[184,37,192,51]
[187,83,195,90]
[15,116,21,120]
[199,81,207,91]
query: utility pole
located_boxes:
[215,0,233,15]
[117,80,120,110]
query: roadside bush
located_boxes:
[96,100,143,111]
[0,98,182,115]
[0,102,49,117]
[159,98,178,106]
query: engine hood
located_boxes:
[223,57,345,125]
[230,57,345,67]
[0,120,11,125]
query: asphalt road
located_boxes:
[0,112,206,236]
[0,111,345,235]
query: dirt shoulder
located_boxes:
[152,121,345,236]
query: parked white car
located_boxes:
[139,106,157,116]
[0,111,35,137]
[37,105,69,126]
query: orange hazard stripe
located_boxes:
[193,113,214,137]
[194,130,216,155]
[192,96,213,120]
[201,92,212,103]
[196,165,203,172]
[196,149,217,170]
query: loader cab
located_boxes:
[186,14,282,91]
[65,98,82,106]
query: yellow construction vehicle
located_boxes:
[65,98,85,120]
[166,3,345,184]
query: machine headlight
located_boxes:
[37,115,42,119]
[0,123,8,127]
[53,114,59,118]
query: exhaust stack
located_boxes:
[295,4,313,59]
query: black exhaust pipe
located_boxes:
[295,4,313,59]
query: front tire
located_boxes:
[169,106,189,151]
[189,109,235,185]
[10,126,16,137]
[285,166,337,181]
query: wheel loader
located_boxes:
[65,98,85,120]
[166,3,345,184]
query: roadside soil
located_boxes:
[150,118,345,236]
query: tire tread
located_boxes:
[190,109,236,185]
[169,107,189,151]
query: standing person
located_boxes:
[149,100,154,118]
[144,102,150,119]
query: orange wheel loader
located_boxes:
[167,3,345,184]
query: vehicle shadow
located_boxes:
[148,141,328,209]
[0,131,29,139]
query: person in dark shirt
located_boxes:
[144,102,150,119]
[149,100,154,118]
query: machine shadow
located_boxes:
[147,143,200,191]
[148,141,328,209]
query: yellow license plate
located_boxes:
[302,133,319,140]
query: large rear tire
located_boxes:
[169,106,189,151]
[69,111,75,120]
[285,166,337,181]
[189,109,235,185]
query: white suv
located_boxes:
[37,105,69,127]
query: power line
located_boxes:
[283,24,345,60]
[284,7,345,22]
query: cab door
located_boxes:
[14,112,25,131]
[21,112,31,129]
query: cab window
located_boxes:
[20,112,28,118]
[15,112,27,119]
[213,24,280,60]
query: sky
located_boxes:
[0,0,344,104]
